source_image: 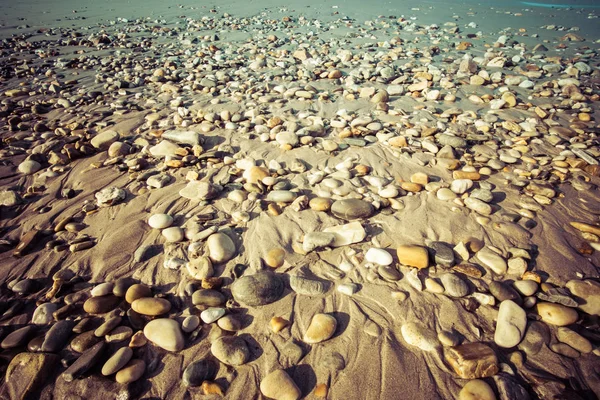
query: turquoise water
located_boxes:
[521,1,600,8]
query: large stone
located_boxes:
[401,322,439,351]
[260,369,301,400]
[477,247,507,274]
[397,245,429,269]
[231,271,284,306]
[90,130,119,150]
[131,297,171,316]
[179,180,219,201]
[5,352,59,400]
[536,302,578,326]
[207,232,236,263]
[183,359,218,387]
[62,341,106,382]
[211,336,250,366]
[102,347,134,375]
[303,313,337,344]
[445,343,499,379]
[83,295,121,314]
[330,199,374,220]
[289,275,331,296]
[566,279,600,316]
[162,129,202,146]
[494,300,527,348]
[41,320,75,352]
[143,318,184,352]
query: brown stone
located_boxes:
[5,352,59,400]
[445,343,499,379]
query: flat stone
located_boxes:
[192,289,226,306]
[429,242,455,267]
[183,359,218,387]
[489,281,522,304]
[231,271,284,306]
[5,352,59,400]
[260,369,301,400]
[179,180,219,200]
[465,197,492,216]
[266,190,298,203]
[536,302,578,326]
[116,359,145,383]
[62,341,106,382]
[143,318,184,352]
[477,247,507,274]
[365,248,393,266]
[322,221,366,246]
[200,307,226,324]
[102,347,133,375]
[106,326,133,342]
[95,187,126,207]
[445,343,499,379]
[211,336,250,366]
[162,129,202,146]
[18,160,41,175]
[182,315,200,333]
[304,313,337,344]
[401,322,439,351]
[494,300,527,348]
[149,140,181,157]
[302,232,336,252]
[207,232,236,263]
[290,275,331,296]
[557,327,592,353]
[551,343,579,358]
[95,316,122,337]
[330,199,374,220]
[459,379,496,400]
[518,321,550,355]
[148,213,173,229]
[131,297,171,316]
[70,331,100,353]
[441,274,469,297]
[217,315,243,332]
[566,279,600,316]
[32,303,57,325]
[41,320,75,352]
[397,245,429,269]
[1,326,35,349]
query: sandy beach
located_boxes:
[0,0,599,399]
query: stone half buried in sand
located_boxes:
[179,180,220,201]
[260,369,301,400]
[304,313,337,344]
[330,199,374,220]
[396,245,429,269]
[290,273,332,296]
[445,343,499,379]
[5,352,59,400]
[401,322,439,351]
[231,271,284,306]
[161,129,202,146]
[322,221,366,247]
[143,318,185,352]
[566,279,600,316]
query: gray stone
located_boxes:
[62,341,106,382]
[41,320,75,352]
[211,336,250,366]
[430,242,455,267]
[440,274,469,297]
[231,271,284,306]
[331,199,374,220]
[289,275,331,295]
[182,359,218,387]
[179,180,219,201]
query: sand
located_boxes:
[0,0,599,399]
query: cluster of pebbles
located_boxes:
[0,4,599,400]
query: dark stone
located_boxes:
[41,320,75,352]
[330,199,374,220]
[62,341,106,382]
[231,271,284,306]
[83,295,121,314]
[489,281,522,305]
[182,359,218,387]
[192,289,226,307]
[1,326,35,349]
[113,277,136,297]
[5,352,59,400]
[27,335,45,352]
[429,241,456,267]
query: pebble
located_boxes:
[183,359,218,387]
[143,318,184,351]
[445,343,499,379]
[207,232,236,263]
[115,359,146,383]
[430,242,456,267]
[211,336,250,366]
[440,274,469,297]
[106,326,133,343]
[260,369,301,400]
[125,284,152,303]
[565,279,600,316]
[290,275,331,295]
[91,282,114,297]
[18,160,41,175]
[330,199,374,220]
[536,302,578,326]
[401,322,439,351]
[90,130,119,149]
[309,197,333,211]
[304,313,337,343]
[396,245,429,269]
[148,213,173,229]
[513,280,538,296]
[102,347,133,375]
[131,297,171,316]
[192,289,226,306]
[477,247,507,274]
[459,379,497,400]
[95,187,126,207]
[265,248,285,268]
[494,300,527,348]
[182,315,200,333]
[365,248,393,266]
[489,281,522,304]
[162,226,184,242]
[186,256,214,280]
[62,341,106,382]
[1,325,35,349]
[41,320,74,352]
[557,327,592,353]
[32,303,57,325]
[337,283,359,296]
[518,321,550,355]
[231,271,284,306]
[200,307,226,324]
[217,314,244,332]
[266,190,298,203]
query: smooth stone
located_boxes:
[557,327,592,353]
[265,248,285,268]
[231,271,284,306]
[125,284,152,303]
[201,307,226,324]
[566,279,600,316]
[186,256,214,279]
[143,318,184,352]
[182,315,200,333]
[536,302,578,326]
[451,179,473,194]
[260,369,301,400]
[115,359,145,383]
[309,197,332,211]
[91,130,119,149]
[425,278,445,294]
[397,245,429,269]
[551,343,579,358]
[441,274,469,297]
[162,129,201,146]
[106,326,133,342]
[266,190,298,203]
[494,300,527,348]
[102,347,133,375]
[323,221,367,247]
[518,321,550,355]
[32,303,58,325]
[477,247,507,274]
[5,352,59,400]
[162,226,184,243]
[513,280,538,296]
[378,265,402,281]
[149,140,181,157]
[41,320,74,352]
[401,322,439,351]
[304,313,337,344]
[489,281,522,305]
[302,232,336,252]
[217,315,243,332]
[18,160,41,175]
[12,279,37,294]
[83,295,121,314]
[70,331,100,353]
[430,242,455,267]
[91,282,114,297]
[211,336,250,366]
[113,277,135,297]
[459,379,497,400]
[131,297,171,316]
[207,232,236,263]
[148,213,173,229]
[445,343,499,379]
[465,197,492,216]
[95,316,122,337]
[192,289,226,306]
[1,326,35,349]
[330,199,374,220]
[437,188,457,200]
[365,248,393,266]
[493,373,530,400]
[337,283,359,296]
[183,359,218,387]
[289,275,331,296]
[179,180,219,200]
[62,341,106,382]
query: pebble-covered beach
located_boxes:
[0,0,599,399]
